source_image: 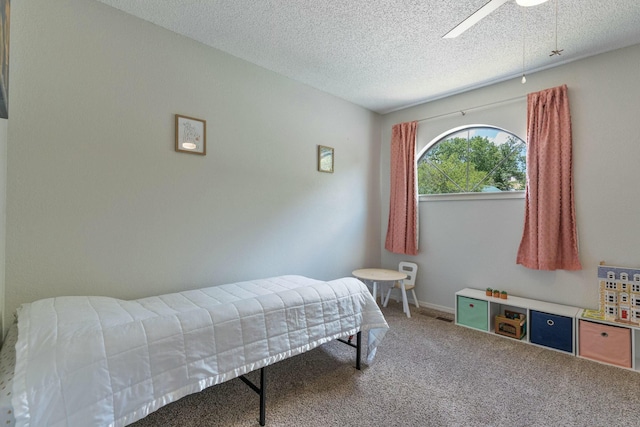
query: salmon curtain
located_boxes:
[516,85,582,270]
[385,121,418,255]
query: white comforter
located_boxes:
[12,275,388,427]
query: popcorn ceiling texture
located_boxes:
[95,0,640,113]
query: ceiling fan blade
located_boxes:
[443,0,511,39]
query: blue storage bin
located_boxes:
[530,310,573,353]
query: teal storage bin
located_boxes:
[457,296,489,331]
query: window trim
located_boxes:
[420,191,524,202]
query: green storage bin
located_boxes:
[457,296,489,331]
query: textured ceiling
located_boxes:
[95,0,640,114]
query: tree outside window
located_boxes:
[417,126,526,195]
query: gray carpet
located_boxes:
[131,303,640,427]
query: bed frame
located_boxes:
[9,276,387,426]
[240,332,362,426]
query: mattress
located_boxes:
[0,323,17,427]
[11,275,388,427]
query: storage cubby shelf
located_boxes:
[455,288,640,372]
[455,288,581,354]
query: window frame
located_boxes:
[417,124,527,202]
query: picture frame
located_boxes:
[317,145,334,173]
[0,0,10,119]
[175,114,206,155]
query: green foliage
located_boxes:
[418,132,526,195]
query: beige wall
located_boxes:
[6,0,639,324]
[381,43,640,312]
[5,0,382,321]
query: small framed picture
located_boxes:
[175,114,206,155]
[318,145,334,173]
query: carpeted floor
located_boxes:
[131,302,640,427]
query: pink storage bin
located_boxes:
[579,320,631,368]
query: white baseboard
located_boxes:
[378,288,454,315]
[385,295,454,314]
[417,300,455,314]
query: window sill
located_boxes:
[419,191,525,202]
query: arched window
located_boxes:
[417,125,526,196]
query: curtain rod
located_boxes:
[415,94,527,124]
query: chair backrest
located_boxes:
[399,261,418,288]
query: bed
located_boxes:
[2,275,388,427]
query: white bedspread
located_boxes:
[11,275,388,427]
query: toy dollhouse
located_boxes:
[598,264,640,324]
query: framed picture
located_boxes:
[0,0,10,119]
[175,114,206,155]
[317,145,334,173]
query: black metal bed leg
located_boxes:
[239,367,267,426]
[259,367,266,426]
[337,331,362,370]
[356,331,362,370]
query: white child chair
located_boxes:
[383,261,419,318]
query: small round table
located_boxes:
[352,268,407,305]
